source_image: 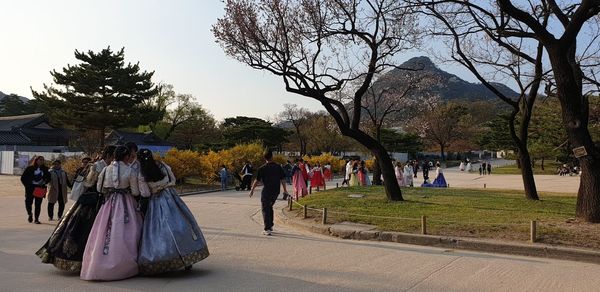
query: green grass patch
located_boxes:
[296,186,599,249]
[493,161,562,175]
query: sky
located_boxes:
[0,0,475,121]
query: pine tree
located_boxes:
[32,47,162,146]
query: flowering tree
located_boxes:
[213,0,422,200]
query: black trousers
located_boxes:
[261,196,277,231]
[241,175,253,190]
[48,193,65,219]
[25,187,43,220]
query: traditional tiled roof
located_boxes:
[106,130,173,146]
[0,113,46,131]
[0,131,31,145]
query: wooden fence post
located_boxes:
[530,220,537,243]
[421,216,427,235]
[303,205,308,219]
[288,196,293,211]
[322,208,328,224]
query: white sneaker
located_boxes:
[262,230,272,236]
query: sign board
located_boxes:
[573,146,588,158]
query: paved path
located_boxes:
[0,175,598,291]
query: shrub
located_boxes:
[302,153,344,173]
[163,148,203,182]
[62,156,82,179]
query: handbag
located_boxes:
[33,186,47,198]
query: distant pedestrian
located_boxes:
[487,163,492,175]
[478,165,483,176]
[219,165,228,191]
[47,160,68,221]
[249,151,288,236]
[283,160,293,185]
[342,160,352,186]
[20,156,51,224]
[240,161,254,191]
[413,160,419,178]
[482,162,487,175]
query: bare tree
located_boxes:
[414,1,600,216]
[413,1,549,200]
[278,104,310,156]
[213,0,422,200]
[361,72,435,184]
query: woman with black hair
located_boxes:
[80,146,143,281]
[35,155,103,272]
[20,156,51,224]
[136,148,209,275]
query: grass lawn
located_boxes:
[295,186,600,249]
[493,161,562,175]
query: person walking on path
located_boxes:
[291,159,307,200]
[20,156,51,224]
[240,161,254,191]
[482,162,487,175]
[219,165,228,191]
[47,160,69,221]
[249,150,288,236]
[487,163,492,175]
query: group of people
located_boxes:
[342,159,371,187]
[459,159,492,175]
[289,159,329,200]
[25,143,209,281]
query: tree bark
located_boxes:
[372,146,402,199]
[518,150,539,200]
[372,157,383,185]
[548,47,600,222]
[440,144,446,161]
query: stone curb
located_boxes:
[275,207,600,265]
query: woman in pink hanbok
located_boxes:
[292,159,308,200]
[80,146,143,281]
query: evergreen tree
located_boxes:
[31,47,162,146]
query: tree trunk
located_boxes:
[440,144,446,161]
[372,146,402,200]
[518,150,539,200]
[548,47,600,222]
[372,157,383,185]
[541,158,545,171]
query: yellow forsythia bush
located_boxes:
[365,158,376,170]
[302,153,344,173]
[163,148,203,181]
[198,150,223,181]
[62,156,82,178]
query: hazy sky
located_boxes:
[0,0,473,121]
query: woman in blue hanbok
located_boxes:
[432,162,448,188]
[136,149,209,275]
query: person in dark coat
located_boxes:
[20,156,51,224]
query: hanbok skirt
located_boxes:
[138,187,209,275]
[323,168,332,181]
[349,173,359,186]
[311,171,325,188]
[432,173,448,188]
[396,173,405,187]
[404,174,414,187]
[80,190,142,281]
[292,172,308,200]
[36,192,102,272]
